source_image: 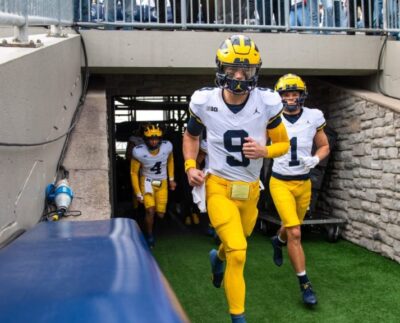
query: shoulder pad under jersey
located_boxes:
[257,88,282,107]
[191,88,214,106]
[161,140,173,150]
[304,107,322,117]
[132,146,142,158]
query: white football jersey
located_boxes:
[272,107,326,177]
[190,87,283,182]
[132,140,173,180]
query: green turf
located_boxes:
[153,230,400,323]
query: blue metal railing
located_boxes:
[75,0,399,36]
[0,0,74,42]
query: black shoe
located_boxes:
[231,313,246,323]
[301,282,318,306]
[271,236,284,267]
[209,249,224,288]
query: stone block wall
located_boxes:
[308,81,400,263]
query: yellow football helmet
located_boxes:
[215,35,262,95]
[275,74,308,111]
[143,124,163,150]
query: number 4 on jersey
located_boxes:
[150,161,162,174]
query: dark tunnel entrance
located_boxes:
[110,94,193,228]
[106,75,342,242]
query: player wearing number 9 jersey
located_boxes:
[130,124,176,248]
[269,74,330,307]
[183,35,289,323]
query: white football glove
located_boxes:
[300,156,320,170]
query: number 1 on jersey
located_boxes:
[289,137,300,166]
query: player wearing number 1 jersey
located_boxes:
[131,124,176,248]
[270,74,330,306]
[183,35,289,323]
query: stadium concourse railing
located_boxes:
[0,0,74,43]
[76,0,399,36]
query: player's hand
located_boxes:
[169,180,177,191]
[187,168,205,187]
[243,137,266,159]
[300,156,320,170]
[136,193,144,203]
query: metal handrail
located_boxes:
[1,0,398,39]
[75,0,399,35]
[0,0,74,43]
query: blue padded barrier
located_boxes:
[0,218,188,323]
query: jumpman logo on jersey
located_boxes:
[253,107,260,115]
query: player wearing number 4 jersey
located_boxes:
[183,35,289,323]
[131,124,176,248]
[270,74,330,306]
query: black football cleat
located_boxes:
[209,249,224,288]
[301,282,318,306]
[271,236,284,267]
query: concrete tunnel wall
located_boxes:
[0,33,82,245]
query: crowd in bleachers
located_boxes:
[75,0,399,38]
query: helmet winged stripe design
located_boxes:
[216,35,262,94]
[143,124,163,151]
[275,74,308,111]
[143,124,163,138]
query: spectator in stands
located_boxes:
[347,0,375,33]
[257,0,286,28]
[216,0,257,25]
[270,74,330,306]
[90,0,105,21]
[373,0,383,29]
[289,0,316,27]
[105,0,133,27]
[321,0,343,28]
[183,35,289,323]
[131,124,176,248]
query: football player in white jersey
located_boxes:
[270,74,330,306]
[130,124,176,248]
[183,35,290,323]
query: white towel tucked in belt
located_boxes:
[192,183,206,213]
[144,177,153,195]
[192,170,208,213]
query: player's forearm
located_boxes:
[167,153,175,180]
[183,130,200,171]
[130,159,141,195]
[313,128,330,162]
[266,122,290,158]
[314,144,330,161]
